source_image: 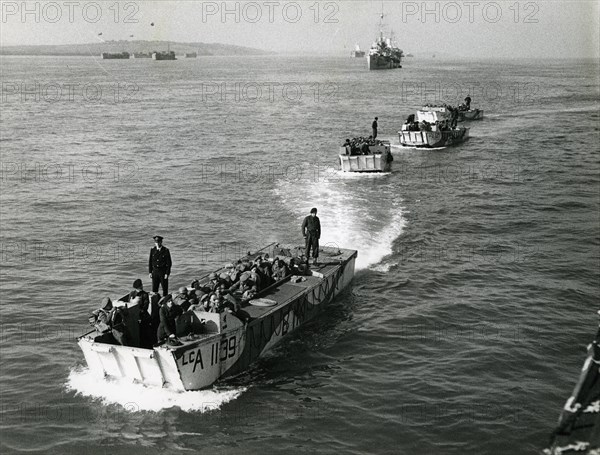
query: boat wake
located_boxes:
[66,366,246,412]
[392,144,448,151]
[275,168,405,270]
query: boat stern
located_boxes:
[339,143,392,172]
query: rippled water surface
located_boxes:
[0,56,598,455]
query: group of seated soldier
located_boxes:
[422,103,453,109]
[88,254,311,347]
[342,136,386,156]
[403,116,457,132]
[423,99,472,112]
[187,254,304,313]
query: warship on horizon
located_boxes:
[366,9,403,70]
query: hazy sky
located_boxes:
[1,0,599,58]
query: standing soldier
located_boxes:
[301,207,321,266]
[148,235,172,296]
[372,117,378,139]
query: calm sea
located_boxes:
[0,55,598,455]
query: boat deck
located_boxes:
[244,261,339,319]
[158,247,355,350]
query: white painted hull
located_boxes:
[398,128,470,148]
[78,245,357,391]
[339,143,393,172]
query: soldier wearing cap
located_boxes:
[148,235,172,296]
[301,207,321,265]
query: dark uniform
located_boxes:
[157,303,182,341]
[372,117,378,139]
[149,241,172,296]
[465,96,472,109]
[139,291,160,347]
[301,210,321,262]
[449,106,458,128]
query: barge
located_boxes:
[101,52,130,59]
[152,51,177,60]
[339,141,393,172]
[78,243,357,391]
[399,106,470,148]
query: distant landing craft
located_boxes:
[101,52,130,59]
[152,51,176,60]
[351,44,365,58]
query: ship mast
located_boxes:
[377,2,387,44]
[379,5,384,42]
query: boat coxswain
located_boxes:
[302,208,321,265]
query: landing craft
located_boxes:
[339,140,393,172]
[101,52,130,59]
[351,44,365,58]
[78,243,357,391]
[398,106,470,148]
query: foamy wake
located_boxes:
[66,366,246,412]
[275,167,405,270]
[369,261,398,273]
[391,144,447,151]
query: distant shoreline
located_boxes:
[0,40,274,57]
